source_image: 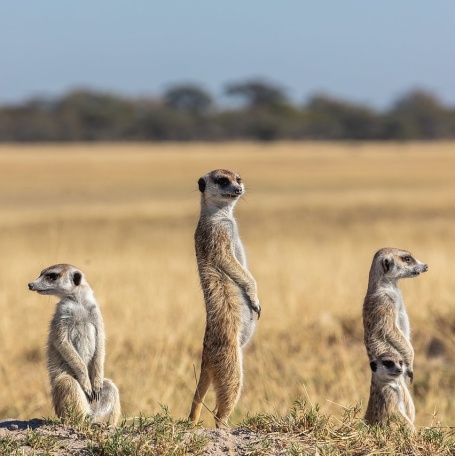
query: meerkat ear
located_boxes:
[198,177,206,193]
[369,361,377,372]
[73,272,82,286]
[382,256,393,273]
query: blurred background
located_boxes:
[0,1,455,428]
[1,1,454,141]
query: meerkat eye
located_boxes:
[402,256,412,263]
[236,177,242,184]
[216,177,230,186]
[383,360,395,369]
[46,273,59,281]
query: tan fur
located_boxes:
[363,248,428,383]
[28,264,121,424]
[364,352,415,429]
[189,169,260,427]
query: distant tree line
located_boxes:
[1,80,455,141]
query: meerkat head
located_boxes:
[28,264,88,299]
[198,169,244,207]
[370,352,404,382]
[370,248,428,283]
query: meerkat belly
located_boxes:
[393,384,407,416]
[233,239,247,269]
[70,322,96,365]
[239,290,256,347]
[396,303,410,341]
[202,272,255,342]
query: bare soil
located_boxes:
[0,419,273,455]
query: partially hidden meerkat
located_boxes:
[189,169,261,427]
[363,248,428,383]
[28,264,121,424]
[364,352,415,429]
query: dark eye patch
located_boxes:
[46,272,59,281]
[383,360,395,369]
[402,256,412,263]
[216,177,230,186]
[236,177,242,184]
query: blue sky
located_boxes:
[1,1,454,108]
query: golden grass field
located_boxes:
[0,142,454,429]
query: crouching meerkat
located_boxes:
[28,264,121,424]
[189,169,260,427]
[363,248,428,383]
[364,352,415,429]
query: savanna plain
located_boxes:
[1,142,455,454]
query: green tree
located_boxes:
[306,94,381,139]
[225,79,289,110]
[55,90,136,140]
[163,84,213,115]
[383,90,453,139]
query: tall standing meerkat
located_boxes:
[28,264,121,424]
[189,169,261,427]
[364,352,415,429]
[363,248,428,382]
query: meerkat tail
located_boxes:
[189,362,212,423]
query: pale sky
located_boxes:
[1,1,454,108]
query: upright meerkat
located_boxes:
[28,264,121,424]
[189,169,260,427]
[364,352,415,429]
[363,248,428,382]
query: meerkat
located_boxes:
[363,248,428,383]
[28,264,121,425]
[364,352,415,429]
[189,169,260,428]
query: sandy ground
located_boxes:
[0,419,277,455]
[0,419,90,454]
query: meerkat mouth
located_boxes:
[389,372,402,377]
[36,289,54,294]
[223,193,241,199]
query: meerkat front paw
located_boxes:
[92,378,103,401]
[250,297,261,319]
[90,390,102,402]
[80,377,94,402]
[407,369,414,384]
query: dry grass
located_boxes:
[0,142,454,432]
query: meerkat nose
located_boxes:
[423,264,429,272]
[234,188,242,195]
[28,283,34,290]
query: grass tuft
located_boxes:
[22,429,60,454]
[240,399,455,455]
[86,406,208,456]
[0,435,21,455]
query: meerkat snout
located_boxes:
[415,263,428,275]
